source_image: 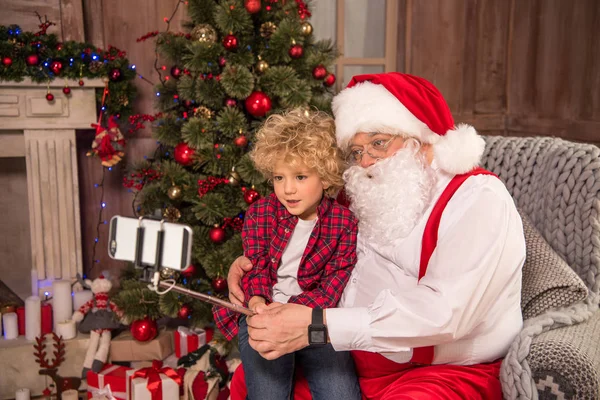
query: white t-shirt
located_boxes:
[272,218,317,303]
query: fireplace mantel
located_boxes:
[0,78,105,292]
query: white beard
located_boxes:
[343,149,437,246]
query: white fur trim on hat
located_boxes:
[433,124,485,174]
[332,81,438,149]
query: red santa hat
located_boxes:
[332,72,485,174]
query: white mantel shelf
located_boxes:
[0,78,104,288]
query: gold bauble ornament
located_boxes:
[191,24,218,43]
[160,267,181,280]
[167,185,183,200]
[300,22,313,36]
[256,59,269,73]
[228,168,241,186]
[163,206,182,222]
[194,106,213,119]
[260,22,277,39]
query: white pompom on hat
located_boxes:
[332,72,485,174]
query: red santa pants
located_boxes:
[230,351,503,400]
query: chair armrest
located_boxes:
[527,310,600,399]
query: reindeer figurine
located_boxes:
[33,333,82,398]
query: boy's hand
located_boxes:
[254,301,284,314]
[248,296,266,312]
[228,256,253,306]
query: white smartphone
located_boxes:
[108,215,193,271]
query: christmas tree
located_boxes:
[115,0,338,332]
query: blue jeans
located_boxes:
[238,316,361,400]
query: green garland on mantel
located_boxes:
[0,22,136,120]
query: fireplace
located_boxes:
[0,78,105,298]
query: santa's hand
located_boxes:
[247,303,311,360]
[228,256,252,306]
[72,310,84,323]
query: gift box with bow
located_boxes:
[126,360,183,400]
[87,364,131,400]
[175,327,207,358]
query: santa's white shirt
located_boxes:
[326,166,526,365]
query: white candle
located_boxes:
[56,320,76,340]
[15,388,30,400]
[25,296,41,341]
[73,290,94,312]
[3,312,18,339]
[61,389,78,400]
[52,280,72,330]
[31,269,38,297]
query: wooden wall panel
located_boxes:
[0,0,62,34]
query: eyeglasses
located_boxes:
[345,136,398,165]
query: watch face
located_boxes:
[310,329,326,344]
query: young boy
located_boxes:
[213,109,360,400]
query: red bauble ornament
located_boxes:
[218,57,227,67]
[177,304,192,319]
[312,65,327,80]
[223,34,238,51]
[78,79,84,86]
[174,142,195,166]
[212,276,228,292]
[2,57,12,67]
[46,93,54,102]
[244,188,261,204]
[62,87,71,95]
[244,0,261,13]
[181,264,196,278]
[170,66,182,79]
[289,44,304,59]
[324,73,336,87]
[234,135,248,147]
[130,317,158,342]
[109,68,122,82]
[225,98,237,107]
[244,91,272,117]
[50,60,63,75]
[25,54,39,66]
[209,226,226,244]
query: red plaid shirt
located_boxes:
[213,193,358,340]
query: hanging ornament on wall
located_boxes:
[244,188,261,205]
[312,65,327,80]
[223,34,238,51]
[245,91,272,117]
[46,92,54,102]
[2,57,12,67]
[288,44,304,59]
[228,167,241,186]
[174,142,195,166]
[191,24,218,43]
[209,225,226,244]
[109,68,122,82]
[324,73,336,87]
[130,317,158,342]
[163,206,182,222]
[177,304,192,319]
[260,22,277,39]
[62,85,71,95]
[244,0,261,13]
[50,60,63,75]
[300,22,313,36]
[167,185,183,200]
[211,276,228,292]
[256,59,269,73]
[25,54,39,66]
[170,66,182,79]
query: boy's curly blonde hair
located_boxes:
[251,108,344,197]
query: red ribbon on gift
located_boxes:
[129,360,182,400]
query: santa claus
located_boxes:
[228,72,526,399]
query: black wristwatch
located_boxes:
[308,308,328,346]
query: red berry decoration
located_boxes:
[25,54,39,66]
[244,188,261,204]
[109,68,122,82]
[177,304,192,319]
[170,66,182,79]
[225,98,237,107]
[324,73,336,87]
[218,57,227,67]
[50,60,63,75]
[244,0,261,13]
[181,264,196,278]
[234,135,248,147]
[130,317,158,342]
[212,276,228,292]
[312,65,327,80]
[209,226,226,244]
[223,34,238,51]
[173,142,195,166]
[289,44,304,59]
[245,91,272,117]
[2,57,12,67]
[78,79,84,86]
[56,42,63,51]
[62,87,71,95]
[46,93,54,102]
